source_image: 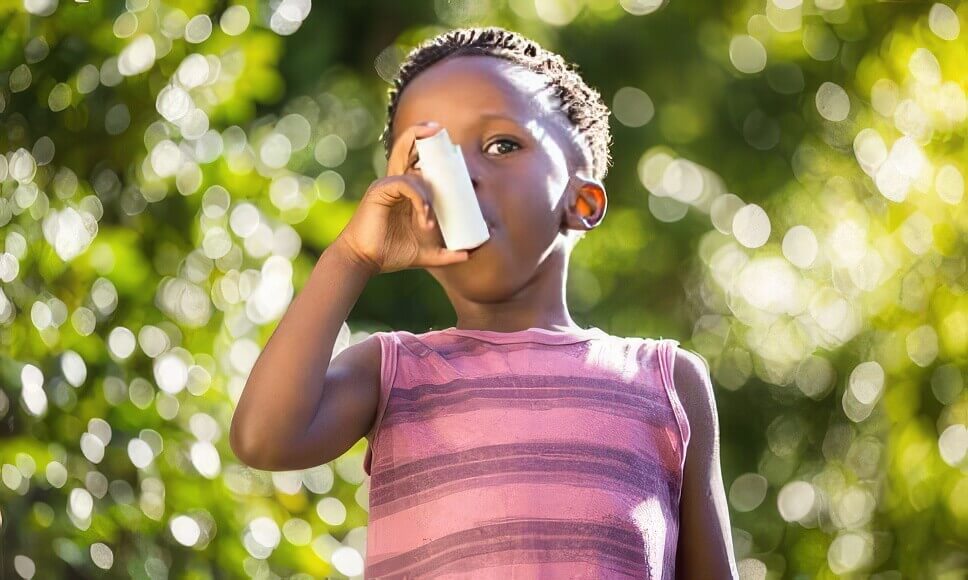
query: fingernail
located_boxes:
[425,121,439,127]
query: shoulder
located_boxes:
[332,332,385,378]
[671,346,716,424]
[672,347,710,388]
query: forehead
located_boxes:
[395,55,568,135]
[393,55,587,168]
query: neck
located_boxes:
[454,317,581,333]
[446,246,579,333]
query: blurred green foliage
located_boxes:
[1,0,966,578]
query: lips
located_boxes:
[468,239,487,254]
[467,225,493,255]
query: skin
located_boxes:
[390,54,607,333]
[674,349,741,578]
[392,54,738,577]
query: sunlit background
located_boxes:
[1,0,966,577]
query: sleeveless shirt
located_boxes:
[360,326,691,579]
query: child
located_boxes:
[231,26,738,579]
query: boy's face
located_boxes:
[391,55,599,302]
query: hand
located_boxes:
[334,121,470,274]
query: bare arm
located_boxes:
[229,121,469,471]
[229,237,379,471]
[673,347,739,579]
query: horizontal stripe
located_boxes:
[366,480,669,556]
[366,517,652,578]
[366,407,680,482]
[380,375,674,431]
[432,561,642,580]
[370,441,677,519]
[424,337,595,361]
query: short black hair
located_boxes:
[379,26,612,249]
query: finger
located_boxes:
[424,248,470,266]
[389,123,440,177]
[386,175,436,235]
[393,174,433,225]
[387,122,442,177]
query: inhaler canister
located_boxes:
[414,129,490,252]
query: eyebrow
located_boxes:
[401,112,522,137]
[476,112,524,126]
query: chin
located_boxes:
[435,256,524,300]
[461,227,496,259]
[451,275,524,303]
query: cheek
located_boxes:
[497,187,545,220]
[497,203,561,254]
[498,175,561,229]
[494,167,560,220]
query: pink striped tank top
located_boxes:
[361,326,691,579]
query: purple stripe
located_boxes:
[369,465,675,522]
[380,375,674,429]
[366,518,651,578]
[413,336,594,361]
[369,442,678,517]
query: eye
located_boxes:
[408,138,521,170]
[485,138,521,157]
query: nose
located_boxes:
[458,145,490,224]
[455,144,482,189]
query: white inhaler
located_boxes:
[414,128,490,252]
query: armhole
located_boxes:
[363,331,398,477]
[656,338,691,472]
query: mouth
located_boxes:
[468,241,486,256]
[467,226,494,256]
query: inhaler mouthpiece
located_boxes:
[414,129,490,252]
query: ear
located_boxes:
[562,174,607,233]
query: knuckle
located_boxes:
[388,175,409,191]
[376,175,403,189]
[401,175,423,194]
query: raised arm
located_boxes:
[229,120,469,471]
[229,238,378,471]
